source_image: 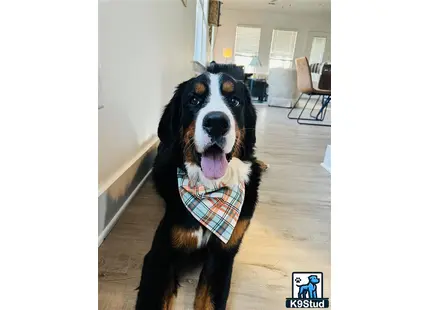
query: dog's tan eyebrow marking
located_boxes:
[222,80,234,93]
[194,82,206,95]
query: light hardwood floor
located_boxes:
[98,106,331,310]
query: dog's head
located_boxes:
[308,275,320,284]
[158,64,256,182]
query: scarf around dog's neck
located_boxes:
[177,168,245,244]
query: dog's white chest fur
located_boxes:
[192,227,212,248]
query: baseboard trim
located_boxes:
[98,136,159,196]
[98,169,152,247]
[98,139,159,247]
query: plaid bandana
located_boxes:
[177,168,245,244]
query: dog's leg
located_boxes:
[301,288,309,299]
[194,250,235,310]
[135,249,178,310]
[311,288,317,299]
[297,287,303,299]
[135,223,179,310]
[193,218,252,310]
[299,287,306,299]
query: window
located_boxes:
[234,26,261,72]
[269,30,298,69]
[309,37,327,65]
[194,0,210,66]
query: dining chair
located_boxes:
[287,57,331,127]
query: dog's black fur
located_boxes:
[135,63,262,310]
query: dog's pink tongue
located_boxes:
[201,152,228,180]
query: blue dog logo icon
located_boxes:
[286,272,329,308]
[296,275,320,299]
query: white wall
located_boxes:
[98,0,197,183]
[213,9,331,73]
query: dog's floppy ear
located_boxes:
[157,81,187,145]
[242,83,257,157]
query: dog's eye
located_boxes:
[229,97,240,107]
[190,97,201,105]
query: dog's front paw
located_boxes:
[256,159,269,172]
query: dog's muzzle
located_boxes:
[202,111,230,148]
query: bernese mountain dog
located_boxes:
[135,62,262,310]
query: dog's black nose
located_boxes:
[203,111,230,138]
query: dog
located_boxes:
[135,63,262,310]
[297,275,320,299]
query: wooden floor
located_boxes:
[98,106,331,310]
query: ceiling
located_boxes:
[221,0,331,14]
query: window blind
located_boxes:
[269,30,297,59]
[234,26,261,57]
